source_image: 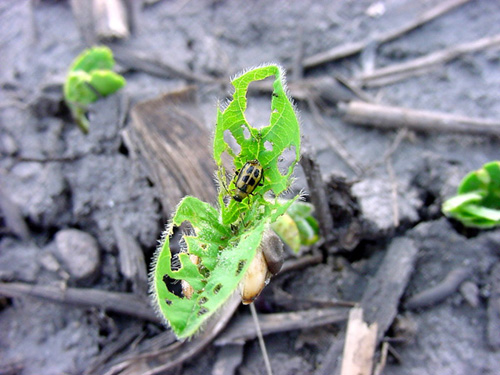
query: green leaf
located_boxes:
[271,201,319,252]
[70,46,115,73]
[152,196,266,338]
[64,71,99,106]
[63,46,126,133]
[213,65,300,206]
[151,65,302,339]
[442,161,500,228]
[89,70,126,96]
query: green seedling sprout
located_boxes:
[150,64,301,339]
[63,46,126,133]
[271,201,319,253]
[442,161,500,228]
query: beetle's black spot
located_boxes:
[248,177,256,186]
[198,297,208,305]
[247,165,254,174]
[213,283,222,294]
[253,169,260,178]
[242,175,250,183]
[198,307,209,316]
[165,299,172,305]
[236,259,246,276]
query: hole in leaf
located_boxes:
[224,130,241,155]
[243,126,250,139]
[213,283,222,294]
[163,274,183,297]
[198,307,209,316]
[278,145,296,176]
[264,140,273,152]
[246,77,275,130]
[235,259,246,276]
[198,297,208,305]
[165,299,172,306]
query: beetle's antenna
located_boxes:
[250,303,273,375]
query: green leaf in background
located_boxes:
[442,161,500,228]
[271,201,319,252]
[151,64,303,339]
[63,46,126,133]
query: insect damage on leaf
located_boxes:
[151,64,301,339]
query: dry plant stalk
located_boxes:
[340,307,378,375]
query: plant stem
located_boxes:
[250,303,273,375]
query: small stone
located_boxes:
[55,229,101,284]
[460,281,480,308]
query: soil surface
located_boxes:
[1,1,500,375]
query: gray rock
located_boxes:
[0,238,40,283]
[4,162,70,228]
[352,177,421,238]
[460,281,480,308]
[55,229,101,284]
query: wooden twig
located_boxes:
[215,307,349,346]
[212,344,244,375]
[373,341,389,375]
[487,262,500,350]
[280,252,323,274]
[303,0,470,68]
[385,159,400,227]
[112,218,148,296]
[299,149,335,243]
[250,303,273,375]
[340,307,377,375]
[112,46,216,83]
[316,237,419,375]
[405,267,470,310]
[339,101,500,136]
[104,294,241,375]
[128,86,218,216]
[357,33,500,87]
[93,0,130,40]
[0,282,159,323]
[306,99,365,176]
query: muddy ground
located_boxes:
[1,1,500,374]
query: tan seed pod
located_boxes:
[239,227,284,304]
[240,248,269,305]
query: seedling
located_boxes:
[150,64,301,339]
[271,201,319,253]
[63,46,126,133]
[442,161,500,228]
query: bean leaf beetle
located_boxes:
[232,160,264,202]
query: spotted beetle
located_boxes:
[232,160,264,202]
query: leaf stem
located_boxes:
[250,302,273,375]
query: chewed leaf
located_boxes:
[214,64,300,199]
[151,196,266,339]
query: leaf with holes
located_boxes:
[213,64,301,225]
[442,161,500,228]
[151,196,267,338]
[151,64,301,339]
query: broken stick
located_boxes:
[340,307,377,375]
[0,282,159,323]
[339,101,500,136]
[357,33,500,87]
[303,0,470,68]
